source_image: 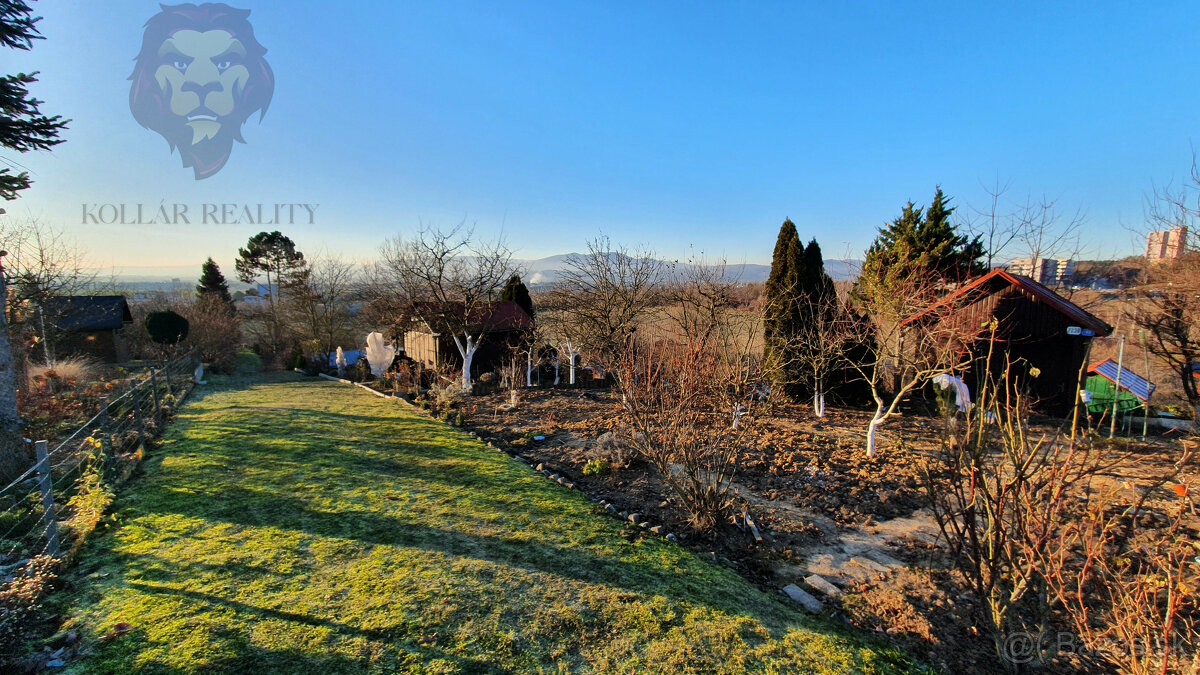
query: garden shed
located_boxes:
[403,301,533,378]
[41,295,134,363]
[1084,358,1155,415]
[908,269,1113,415]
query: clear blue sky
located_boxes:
[5,1,1199,276]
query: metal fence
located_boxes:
[0,357,196,569]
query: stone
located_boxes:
[840,541,870,555]
[850,556,890,575]
[535,463,544,472]
[639,522,649,529]
[566,482,576,489]
[46,659,65,668]
[783,584,824,613]
[864,550,904,569]
[649,526,663,535]
[666,533,677,542]
[805,574,843,598]
[605,504,617,513]
[628,513,641,524]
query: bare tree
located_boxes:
[548,235,662,373]
[1127,160,1200,420]
[378,224,517,391]
[0,219,94,480]
[848,267,983,457]
[285,253,361,366]
[967,179,1085,273]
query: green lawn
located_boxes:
[56,373,923,674]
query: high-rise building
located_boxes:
[1146,226,1189,261]
[1007,257,1075,286]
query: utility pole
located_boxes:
[1139,330,1151,441]
[1110,334,1126,439]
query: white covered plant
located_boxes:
[364,332,395,378]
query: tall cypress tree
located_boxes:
[764,219,806,394]
[197,257,234,307]
[500,274,534,321]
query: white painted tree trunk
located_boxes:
[553,358,560,385]
[866,401,886,458]
[452,334,477,391]
[813,391,825,417]
[526,348,533,387]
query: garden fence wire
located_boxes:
[0,357,196,571]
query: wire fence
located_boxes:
[0,357,196,571]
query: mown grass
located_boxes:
[54,373,925,673]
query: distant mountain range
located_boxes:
[90,255,863,288]
[520,254,862,285]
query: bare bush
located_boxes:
[614,261,759,532]
[926,344,1199,672]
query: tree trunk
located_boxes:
[526,348,532,387]
[813,390,825,417]
[866,399,886,458]
[0,272,28,481]
[452,334,477,392]
[553,359,560,386]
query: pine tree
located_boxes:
[859,188,984,296]
[196,257,234,307]
[500,274,534,321]
[0,0,69,480]
[1,0,69,200]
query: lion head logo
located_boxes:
[129,3,273,180]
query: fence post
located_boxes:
[98,395,111,478]
[34,440,60,557]
[150,368,162,424]
[131,377,146,449]
[164,359,174,400]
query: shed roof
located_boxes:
[1088,358,1156,402]
[43,296,133,331]
[903,268,1112,336]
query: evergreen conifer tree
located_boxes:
[196,257,234,307]
[1,0,69,200]
[859,188,984,298]
[763,219,806,394]
[500,274,534,321]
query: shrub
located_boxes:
[583,458,610,476]
[454,410,465,427]
[0,556,62,655]
[26,356,98,391]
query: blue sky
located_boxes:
[4,1,1199,276]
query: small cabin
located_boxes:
[907,269,1113,415]
[42,296,134,363]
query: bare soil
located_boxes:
[451,386,1193,674]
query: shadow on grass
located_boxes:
[122,581,501,674]
[135,482,764,621]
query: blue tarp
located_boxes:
[1088,358,1155,402]
[328,349,363,368]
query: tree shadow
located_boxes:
[121,581,502,674]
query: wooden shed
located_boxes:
[907,269,1112,415]
[41,295,134,363]
[403,301,533,378]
